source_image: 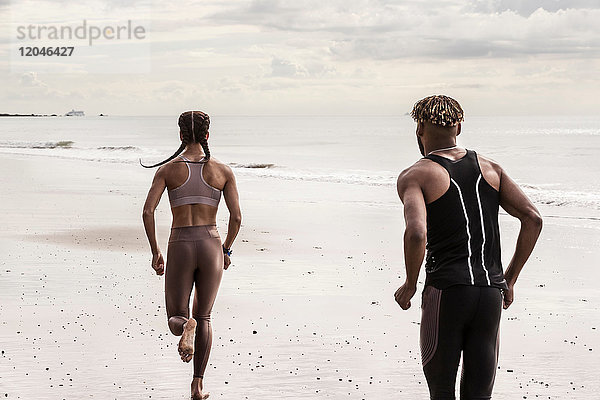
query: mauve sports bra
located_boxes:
[167,155,222,208]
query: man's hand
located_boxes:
[224,254,231,270]
[152,252,164,276]
[503,284,514,309]
[395,282,417,310]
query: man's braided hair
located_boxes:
[410,95,464,127]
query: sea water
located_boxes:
[0,115,599,216]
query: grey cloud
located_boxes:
[203,1,600,61]
[98,0,154,14]
[207,0,419,34]
[268,57,337,79]
[153,82,186,99]
[468,0,600,16]
[23,0,153,7]
[0,0,154,19]
[270,57,307,77]
[1,0,152,8]
[447,83,484,89]
[329,37,489,61]
[330,34,600,61]
[3,72,75,103]
[19,72,47,88]
[208,0,304,31]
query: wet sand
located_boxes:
[0,154,598,399]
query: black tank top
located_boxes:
[423,150,508,290]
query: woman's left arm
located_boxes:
[142,167,167,275]
[222,166,242,270]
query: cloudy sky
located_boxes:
[0,0,599,116]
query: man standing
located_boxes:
[394,95,543,399]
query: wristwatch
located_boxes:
[222,245,232,257]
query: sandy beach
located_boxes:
[1,153,599,399]
[2,0,599,396]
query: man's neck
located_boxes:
[425,141,457,155]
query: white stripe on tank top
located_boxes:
[450,178,475,285]
[475,175,492,285]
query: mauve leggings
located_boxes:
[165,225,223,378]
[420,285,503,400]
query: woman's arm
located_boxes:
[221,166,242,270]
[142,167,167,275]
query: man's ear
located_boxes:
[206,131,210,140]
[180,130,183,141]
[416,122,424,137]
[456,123,462,137]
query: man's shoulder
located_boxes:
[397,158,436,195]
[398,158,439,182]
[473,151,504,174]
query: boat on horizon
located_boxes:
[65,109,84,117]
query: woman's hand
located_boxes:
[223,254,231,270]
[142,167,167,276]
[152,252,165,275]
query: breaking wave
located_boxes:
[0,140,74,149]
[1,140,598,211]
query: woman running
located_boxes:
[141,111,242,399]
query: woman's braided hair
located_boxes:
[410,95,464,127]
[140,111,211,168]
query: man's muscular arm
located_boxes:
[498,167,543,309]
[394,167,427,310]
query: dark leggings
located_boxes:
[420,285,503,400]
[165,225,224,379]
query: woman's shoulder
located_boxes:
[205,158,235,182]
[154,156,187,180]
[206,157,231,171]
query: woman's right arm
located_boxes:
[222,166,242,270]
[142,167,167,275]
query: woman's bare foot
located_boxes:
[178,318,196,363]
[191,377,209,399]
